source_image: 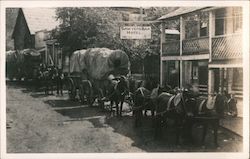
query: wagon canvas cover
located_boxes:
[70,48,129,80]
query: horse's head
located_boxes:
[112,75,129,96]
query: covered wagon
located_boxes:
[66,48,130,106]
[6,49,42,80]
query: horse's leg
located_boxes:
[60,79,63,95]
[110,100,114,116]
[151,102,155,117]
[120,97,125,116]
[213,119,219,147]
[116,101,119,117]
[184,118,193,144]
[175,119,181,145]
[154,115,162,139]
[202,123,208,146]
[45,81,48,95]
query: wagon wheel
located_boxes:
[79,80,94,106]
[67,78,76,100]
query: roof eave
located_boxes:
[158,7,211,21]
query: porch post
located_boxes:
[208,10,215,95]
[208,69,214,94]
[179,16,185,88]
[45,43,48,65]
[219,68,224,93]
[160,22,166,86]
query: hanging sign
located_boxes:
[120,26,151,39]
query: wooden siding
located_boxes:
[212,34,242,60]
[182,37,209,54]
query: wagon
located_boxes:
[6,49,42,81]
[66,48,130,107]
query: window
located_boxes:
[184,12,209,39]
[185,14,199,39]
[233,7,242,33]
[200,12,209,37]
[215,9,226,36]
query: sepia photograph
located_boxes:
[1,1,249,159]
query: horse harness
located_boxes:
[132,87,150,111]
[156,92,189,116]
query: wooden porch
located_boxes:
[212,34,242,60]
[162,37,209,56]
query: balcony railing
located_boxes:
[182,37,209,55]
[212,34,242,60]
[162,40,180,56]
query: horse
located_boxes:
[38,65,57,95]
[154,88,196,145]
[108,75,129,117]
[132,81,175,127]
[133,86,152,127]
[189,93,227,147]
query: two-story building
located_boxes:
[159,7,243,98]
[12,8,62,68]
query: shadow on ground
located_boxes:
[44,98,235,152]
[8,81,242,152]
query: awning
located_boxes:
[209,63,242,68]
[208,59,242,68]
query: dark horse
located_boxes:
[108,75,129,117]
[188,93,227,147]
[154,88,196,145]
[132,83,172,127]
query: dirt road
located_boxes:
[6,82,242,153]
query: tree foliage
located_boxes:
[54,7,179,73]
[54,7,124,56]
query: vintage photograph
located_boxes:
[2,2,248,157]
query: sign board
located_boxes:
[120,26,151,39]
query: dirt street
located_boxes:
[6,82,242,153]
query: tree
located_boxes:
[53,7,179,75]
[54,7,123,56]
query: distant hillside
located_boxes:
[6,8,19,51]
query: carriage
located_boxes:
[66,48,130,108]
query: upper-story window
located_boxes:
[200,12,209,37]
[215,9,226,36]
[215,7,242,36]
[184,11,209,39]
[233,7,242,33]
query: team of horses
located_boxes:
[36,71,229,147]
[105,75,229,147]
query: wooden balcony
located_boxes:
[212,34,242,60]
[182,37,209,55]
[162,40,180,56]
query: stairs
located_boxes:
[231,85,243,99]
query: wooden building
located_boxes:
[159,7,243,98]
[12,8,62,68]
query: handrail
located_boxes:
[212,33,242,39]
[183,36,209,41]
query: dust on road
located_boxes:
[6,82,242,153]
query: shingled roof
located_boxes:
[21,8,59,34]
[158,7,209,20]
